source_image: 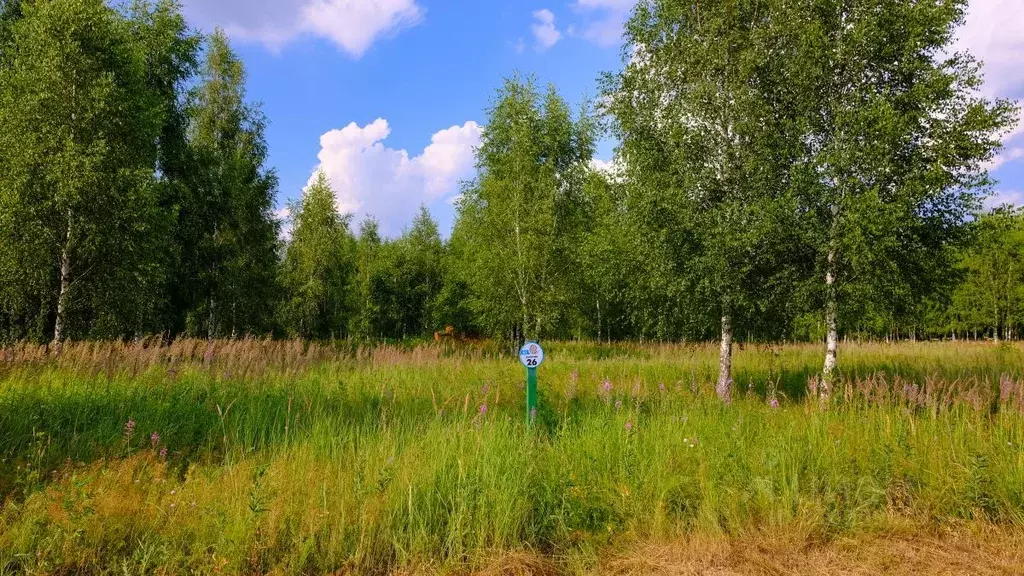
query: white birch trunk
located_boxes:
[52,214,73,345]
[821,246,838,398]
[716,313,733,402]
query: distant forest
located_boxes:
[1,0,1021,357]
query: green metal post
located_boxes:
[526,366,538,425]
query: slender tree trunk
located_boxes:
[207,296,215,341]
[821,246,838,398]
[53,213,74,344]
[716,312,733,402]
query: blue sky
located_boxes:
[179,0,1024,237]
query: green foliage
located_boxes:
[454,77,596,341]
[778,0,1016,348]
[0,0,174,341]
[0,0,1022,352]
[950,207,1024,340]
[183,29,280,338]
[279,171,355,339]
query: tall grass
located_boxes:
[0,340,1022,574]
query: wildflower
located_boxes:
[479,403,488,415]
[150,432,160,448]
[615,399,623,411]
[566,370,579,400]
[529,407,537,420]
[481,383,489,395]
[602,378,613,393]
[658,382,666,393]
[124,419,136,439]
[159,447,168,460]
[769,398,780,409]
[625,421,633,432]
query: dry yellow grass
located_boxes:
[596,527,1024,576]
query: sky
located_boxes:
[177,0,1024,238]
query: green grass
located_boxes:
[0,340,1023,574]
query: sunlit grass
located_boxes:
[0,340,1022,573]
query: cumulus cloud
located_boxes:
[182,0,423,57]
[954,0,1024,99]
[274,207,293,241]
[984,189,1024,209]
[572,0,636,47]
[952,1,1024,173]
[310,119,481,235]
[985,147,1024,173]
[531,9,562,51]
[590,156,626,183]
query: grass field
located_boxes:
[1,340,1023,574]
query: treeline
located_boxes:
[1,0,1022,398]
[0,0,277,341]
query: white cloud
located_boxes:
[954,0,1024,98]
[274,207,293,241]
[984,189,1024,209]
[531,9,562,51]
[182,0,423,57]
[572,0,636,47]
[590,156,625,182]
[986,146,1024,172]
[310,119,481,235]
[1002,110,1024,144]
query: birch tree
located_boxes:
[605,0,800,401]
[781,0,1015,394]
[279,170,354,339]
[186,30,280,338]
[951,207,1024,342]
[0,0,168,342]
[453,77,595,342]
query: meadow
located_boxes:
[1,339,1023,574]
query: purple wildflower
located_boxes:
[615,399,623,410]
[769,398,780,409]
[602,378,613,393]
[479,403,488,415]
[625,421,633,432]
[481,383,489,395]
[124,419,136,438]
[150,431,160,447]
[159,447,168,460]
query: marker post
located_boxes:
[518,341,545,426]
